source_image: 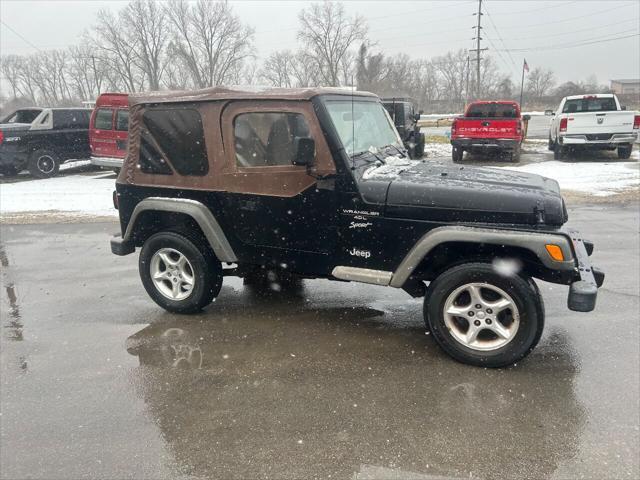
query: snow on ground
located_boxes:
[59,159,91,171]
[521,139,550,154]
[424,142,452,157]
[0,173,117,217]
[495,161,640,196]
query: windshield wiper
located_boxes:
[382,143,407,158]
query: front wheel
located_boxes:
[452,145,464,163]
[139,231,222,313]
[617,144,632,159]
[424,262,544,368]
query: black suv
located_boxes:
[110,87,603,367]
[0,107,91,178]
[382,98,425,159]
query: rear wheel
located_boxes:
[617,144,632,159]
[424,262,544,368]
[139,231,222,313]
[508,146,521,163]
[553,143,565,160]
[28,149,59,178]
[452,145,464,163]
[0,165,20,177]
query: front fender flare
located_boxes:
[389,226,575,288]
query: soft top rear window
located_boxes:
[562,97,617,113]
[142,108,208,176]
[466,104,518,118]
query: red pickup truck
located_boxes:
[451,101,530,162]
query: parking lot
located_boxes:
[1,201,638,479]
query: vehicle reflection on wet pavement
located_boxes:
[1,207,638,479]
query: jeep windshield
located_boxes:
[325,100,402,155]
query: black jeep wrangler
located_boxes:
[0,107,91,178]
[382,97,425,159]
[110,87,603,367]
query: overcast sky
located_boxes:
[1,0,639,86]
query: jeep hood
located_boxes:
[359,160,566,226]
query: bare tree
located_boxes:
[90,9,143,92]
[433,49,468,104]
[297,1,367,87]
[260,51,297,88]
[166,0,254,88]
[525,67,556,98]
[124,0,169,90]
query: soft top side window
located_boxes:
[142,108,208,176]
[233,112,311,168]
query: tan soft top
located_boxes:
[129,86,377,106]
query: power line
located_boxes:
[488,1,578,16]
[496,32,640,52]
[482,2,517,70]
[1,20,43,52]
[493,3,635,30]
[501,17,639,41]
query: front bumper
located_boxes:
[566,229,604,312]
[91,156,124,168]
[451,138,520,150]
[110,234,135,256]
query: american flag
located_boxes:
[523,59,529,73]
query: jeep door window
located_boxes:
[233,112,311,167]
[142,108,208,176]
[325,101,401,155]
[115,110,129,131]
[562,97,617,113]
[94,108,114,130]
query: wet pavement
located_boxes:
[1,205,639,479]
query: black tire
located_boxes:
[508,146,521,163]
[452,145,464,163]
[139,231,222,314]
[414,132,425,159]
[424,262,544,368]
[0,165,20,177]
[617,144,632,160]
[553,142,564,160]
[28,149,60,178]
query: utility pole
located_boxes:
[470,0,488,99]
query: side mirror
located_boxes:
[522,114,531,121]
[413,113,421,122]
[292,137,315,166]
[544,109,554,116]
[621,105,627,110]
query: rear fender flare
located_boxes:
[389,226,575,288]
[123,197,237,262]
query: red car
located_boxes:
[89,93,128,171]
[450,101,530,162]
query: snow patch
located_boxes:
[423,142,452,158]
[0,173,117,217]
[494,161,640,196]
[362,156,419,179]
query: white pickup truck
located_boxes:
[549,94,639,159]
